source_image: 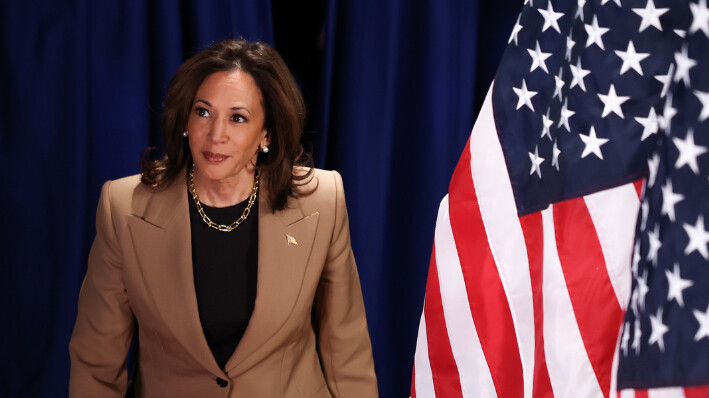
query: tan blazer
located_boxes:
[69,168,378,398]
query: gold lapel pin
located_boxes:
[286,234,298,246]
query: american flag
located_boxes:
[412,0,709,397]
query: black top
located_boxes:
[188,192,259,369]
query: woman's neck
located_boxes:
[193,169,256,208]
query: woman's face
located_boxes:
[186,69,269,184]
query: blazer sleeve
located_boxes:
[69,180,134,397]
[313,170,379,398]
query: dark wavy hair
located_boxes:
[140,39,313,211]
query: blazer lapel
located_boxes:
[125,171,223,376]
[225,192,319,374]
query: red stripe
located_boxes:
[448,138,524,398]
[684,385,709,398]
[635,390,649,398]
[411,365,416,398]
[633,179,643,199]
[553,198,625,398]
[520,212,554,398]
[424,245,463,398]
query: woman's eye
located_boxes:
[195,107,210,117]
[232,114,247,123]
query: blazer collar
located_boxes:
[127,169,319,376]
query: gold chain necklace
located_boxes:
[188,165,259,232]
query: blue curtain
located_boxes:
[1,1,520,397]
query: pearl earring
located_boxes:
[182,131,188,137]
[262,145,269,153]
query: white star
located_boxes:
[569,58,590,92]
[647,224,662,265]
[636,107,659,141]
[575,0,586,21]
[602,0,622,6]
[633,0,669,32]
[666,263,693,307]
[621,322,630,356]
[509,14,523,45]
[553,68,565,100]
[585,15,610,50]
[529,145,545,178]
[541,109,554,140]
[558,97,576,132]
[689,0,709,37]
[598,84,631,118]
[659,94,677,132]
[648,308,670,352]
[538,1,564,33]
[683,214,709,259]
[565,34,576,61]
[527,41,552,73]
[615,41,650,75]
[630,287,640,316]
[694,303,709,341]
[694,89,709,122]
[632,240,642,277]
[661,179,685,222]
[654,64,674,98]
[675,29,688,38]
[647,152,660,188]
[513,79,538,111]
[673,129,707,174]
[552,140,561,171]
[632,319,642,354]
[638,270,650,310]
[674,46,698,86]
[641,200,650,230]
[580,126,609,159]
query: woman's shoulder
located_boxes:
[292,167,346,213]
[99,172,184,215]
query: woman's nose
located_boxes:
[207,118,229,144]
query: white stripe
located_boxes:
[469,84,535,398]
[542,206,605,398]
[648,387,687,398]
[413,310,436,398]
[584,183,640,309]
[619,389,635,398]
[435,195,497,398]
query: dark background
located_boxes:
[0,1,522,397]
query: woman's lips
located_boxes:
[202,151,229,163]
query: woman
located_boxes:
[69,39,378,397]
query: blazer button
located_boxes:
[216,377,228,388]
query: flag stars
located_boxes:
[538,1,564,33]
[659,94,678,132]
[648,308,670,352]
[615,41,650,76]
[666,263,693,308]
[655,64,674,98]
[553,68,565,100]
[570,58,591,92]
[585,15,610,50]
[683,214,709,260]
[529,145,545,178]
[638,271,650,310]
[513,79,538,111]
[673,129,707,174]
[509,14,523,45]
[647,224,662,265]
[575,0,586,21]
[541,109,554,140]
[689,0,709,37]
[661,179,685,222]
[558,98,576,132]
[580,126,609,159]
[527,41,552,73]
[674,46,698,86]
[565,34,576,61]
[648,152,660,187]
[598,84,631,118]
[632,319,643,354]
[602,0,622,6]
[552,140,561,171]
[694,303,709,341]
[636,107,659,141]
[633,0,669,32]
[694,89,709,122]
